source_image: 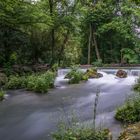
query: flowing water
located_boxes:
[0,68,139,140]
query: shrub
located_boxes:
[66,70,88,84]
[6,75,27,89]
[0,90,5,101]
[53,128,110,140]
[51,63,58,72]
[133,83,140,92]
[26,71,55,93]
[133,78,140,92]
[115,95,140,123]
[65,65,88,84]
[6,71,55,93]
[3,62,13,76]
[92,59,103,67]
[69,71,84,84]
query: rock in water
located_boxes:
[116,70,127,78]
[84,68,103,78]
[118,123,140,140]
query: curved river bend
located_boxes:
[0,69,139,140]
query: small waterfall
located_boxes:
[128,70,140,76]
[57,68,140,77]
[101,69,140,77]
[55,69,70,88]
[56,68,140,89]
[57,69,70,77]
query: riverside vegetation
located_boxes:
[0,64,57,94]
[115,78,140,124]
[5,71,55,93]
[115,77,140,139]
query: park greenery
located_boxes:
[53,128,110,140]
[5,71,55,93]
[65,66,88,84]
[115,94,140,123]
[115,77,140,124]
[0,0,140,139]
[0,0,140,68]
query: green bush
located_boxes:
[0,90,5,101]
[115,96,140,123]
[133,83,140,92]
[53,128,110,140]
[133,78,140,92]
[65,65,88,84]
[3,62,13,76]
[69,71,83,84]
[6,75,27,89]
[69,71,88,84]
[65,69,88,84]
[26,71,55,93]
[92,59,103,67]
[6,71,55,93]
[51,63,58,72]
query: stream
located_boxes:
[0,68,139,140]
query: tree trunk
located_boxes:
[92,0,101,62]
[92,28,101,61]
[88,23,92,65]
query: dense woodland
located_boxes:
[0,0,140,67]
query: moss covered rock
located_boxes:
[84,68,103,78]
[119,123,140,140]
[116,70,127,78]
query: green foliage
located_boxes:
[80,0,140,64]
[3,62,13,76]
[134,84,140,92]
[133,78,140,92]
[26,71,55,93]
[115,95,140,123]
[51,63,58,72]
[65,66,88,84]
[121,48,138,64]
[0,0,140,66]
[6,71,55,93]
[69,71,87,84]
[53,127,110,140]
[0,89,5,101]
[92,59,103,67]
[6,75,27,89]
